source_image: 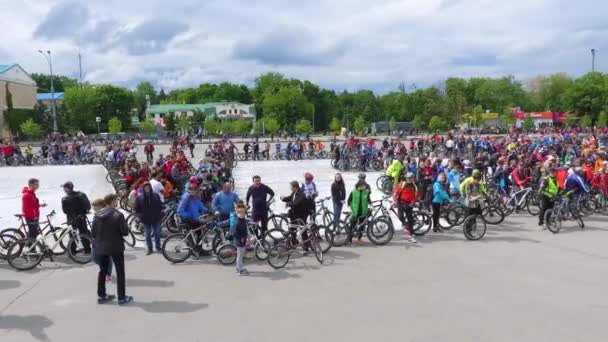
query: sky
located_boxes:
[1,0,607,94]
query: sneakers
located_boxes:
[433,227,444,233]
[105,275,112,283]
[97,294,116,304]
[118,296,134,306]
[238,269,249,276]
[355,239,364,245]
[146,250,153,256]
[405,235,418,243]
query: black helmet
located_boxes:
[358,173,366,179]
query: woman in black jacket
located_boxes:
[135,182,163,255]
[281,181,309,248]
[331,173,346,226]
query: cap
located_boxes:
[358,173,366,179]
[61,181,74,190]
[472,169,481,177]
[406,172,415,178]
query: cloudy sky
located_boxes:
[2,0,607,93]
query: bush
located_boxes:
[20,119,42,139]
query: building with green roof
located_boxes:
[146,101,256,125]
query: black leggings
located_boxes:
[397,204,414,234]
[431,203,441,229]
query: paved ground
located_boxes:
[2,161,608,342]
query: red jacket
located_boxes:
[512,168,530,188]
[393,182,419,204]
[2,146,14,157]
[556,169,568,189]
[22,187,40,220]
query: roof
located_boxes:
[0,64,15,74]
[146,102,254,114]
[37,92,64,101]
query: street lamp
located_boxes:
[591,49,598,72]
[38,50,58,132]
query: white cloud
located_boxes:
[2,0,607,93]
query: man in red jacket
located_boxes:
[393,172,419,243]
[22,178,47,239]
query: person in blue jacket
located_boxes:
[431,172,451,232]
[178,184,208,226]
[212,182,239,221]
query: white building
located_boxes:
[146,101,256,125]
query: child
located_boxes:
[230,201,249,275]
[91,198,113,282]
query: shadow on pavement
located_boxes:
[0,279,20,290]
[111,278,175,288]
[0,314,53,341]
[130,301,208,314]
[248,269,302,281]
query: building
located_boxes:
[37,92,64,108]
[0,64,37,137]
[511,108,567,128]
[146,102,256,125]
[371,121,415,134]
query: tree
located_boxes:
[108,117,122,134]
[564,72,607,118]
[528,73,572,111]
[388,116,397,130]
[329,117,341,132]
[255,118,279,134]
[164,113,176,132]
[413,114,426,131]
[564,116,577,128]
[445,77,468,123]
[176,115,191,133]
[581,114,593,128]
[295,119,312,134]
[233,119,252,134]
[20,119,42,138]
[353,115,367,133]
[190,110,206,130]
[205,118,221,135]
[262,87,313,129]
[428,116,447,131]
[500,105,516,126]
[596,111,608,128]
[133,81,157,120]
[470,105,485,127]
[141,119,156,133]
[522,114,535,132]
[31,74,79,93]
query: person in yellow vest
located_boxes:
[537,167,559,228]
[385,158,403,184]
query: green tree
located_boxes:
[329,117,341,132]
[31,73,79,93]
[233,119,252,134]
[295,119,312,134]
[581,114,593,128]
[470,105,485,127]
[190,110,206,130]
[388,116,397,130]
[528,73,573,111]
[500,105,516,126]
[264,117,280,134]
[19,119,42,138]
[413,114,426,131]
[262,87,313,129]
[445,77,468,123]
[354,115,367,133]
[108,117,122,134]
[133,81,156,120]
[164,113,176,132]
[564,72,607,118]
[205,118,221,135]
[596,111,608,128]
[428,116,447,131]
[221,120,235,133]
[141,119,156,133]
[522,114,535,131]
[564,116,577,128]
[176,115,191,132]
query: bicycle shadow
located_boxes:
[0,279,20,290]
[247,269,302,281]
[128,300,208,314]
[0,314,53,341]
[112,278,175,288]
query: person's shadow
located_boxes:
[130,301,208,314]
[0,314,53,341]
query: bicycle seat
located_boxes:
[14,214,23,219]
[343,211,351,215]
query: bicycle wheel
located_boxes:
[268,215,288,231]
[312,239,323,264]
[265,228,289,243]
[463,215,487,241]
[570,205,585,229]
[329,221,349,247]
[165,212,181,233]
[123,230,136,248]
[313,225,334,253]
[0,228,25,239]
[322,212,333,228]
[254,239,271,261]
[217,244,237,265]
[481,205,505,225]
[446,204,465,228]
[0,233,18,260]
[267,243,290,269]
[413,211,431,236]
[212,232,225,255]
[67,234,93,264]
[7,239,45,271]
[376,175,388,191]
[367,217,394,245]
[161,233,192,263]
[544,209,561,233]
[201,231,215,253]
[527,193,541,216]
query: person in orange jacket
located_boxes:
[555,165,569,189]
[392,172,419,243]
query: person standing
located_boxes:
[91,198,112,282]
[229,201,249,275]
[346,180,372,245]
[149,171,165,202]
[431,173,451,232]
[22,178,47,240]
[135,182,163,255]
[301,172,318,222]
[212,182,239,221]
[263,141,270,160]
[91,194,133,305]
[61,181,92,254]
[331,173,346,227]
[538,167,559,228]
[144,142,155,164]
[281,181,308,246]
[188,139,195,159]
[246,176,275,237]
[393,172,419,243]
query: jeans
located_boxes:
[97,252,125,300]
[144,222,162,251]
[332,201,343,226]
[70,216,91,254]
[236,246,246,273]
[25,219,40,240]
[93,247,113,277]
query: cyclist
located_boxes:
[512,163,530,191]
[281,181,309,248]
[431,173,451,232]
[61,181,92,254]
[357,172,371,190]
[346,179,372,245]
[462,170,484,233]
[301,172,318,222]
[448,163,463,197]
[212,182,239,221]
[246,175,275,238]
[21,178,47,240]
[537,167,559,228]
[565,166,590,198]
[385,158,403,184]
[392,172,419,243]
[460,169,487,198]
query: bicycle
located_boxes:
[7,220,92,271]
[544,191,584,234]
[216,221,273,265]
[161,223,215,263]
[266,221,325,269]
[331,198,395,246]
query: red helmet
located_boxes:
[304,172,314,181]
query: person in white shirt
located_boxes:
[149,171,165,202]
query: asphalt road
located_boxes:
[1,161,608,342]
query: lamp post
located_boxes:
[38,50,58,132]
[591,49,597,72]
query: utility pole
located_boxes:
[591,49,597,72]
[39,50,58,132]
[78,51,83,88]
[312,104,315,134]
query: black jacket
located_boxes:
[61,191,91,220]
[282,190,308,224]
[135,192,163,224]
[331,181,346,202]
[91,207,128,255]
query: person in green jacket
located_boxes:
[347,180,372,245]
[385,159,403,184]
